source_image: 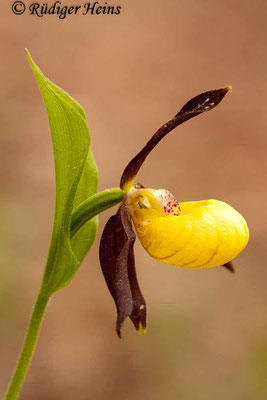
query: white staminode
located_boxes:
[152,189,181,216]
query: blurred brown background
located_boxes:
[0,0,267,399]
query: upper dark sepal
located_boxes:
[120,87,231,190]
[176,87,231,119]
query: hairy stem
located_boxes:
[4,292,50,400]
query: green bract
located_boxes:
[4,52,124,400]
[27,50,98,294]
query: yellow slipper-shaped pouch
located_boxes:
[128,188,249,269]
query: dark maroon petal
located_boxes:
[120,87,231,189]
[120,200,147,332]
[99,207,132,337]
[222,261,235,273]
[99,212,123,299]
[128,245,147,332]
[99,198,147,337]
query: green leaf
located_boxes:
[26,50,98,294]
[71,149,98,263]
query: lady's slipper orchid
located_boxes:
[99,87,249,337]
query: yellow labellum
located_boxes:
[127,188,249,269]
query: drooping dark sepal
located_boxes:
[120,87,231,190]
[99,209,132,336]
[99,198,146,337]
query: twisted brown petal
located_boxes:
[120,87,231,190]
[99,198,146,337]
[120,202,146,333]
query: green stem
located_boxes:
[71,188,124,238]
[4,292,50,400]
[4,188,124,399]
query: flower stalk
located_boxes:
[71,188,124,237]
